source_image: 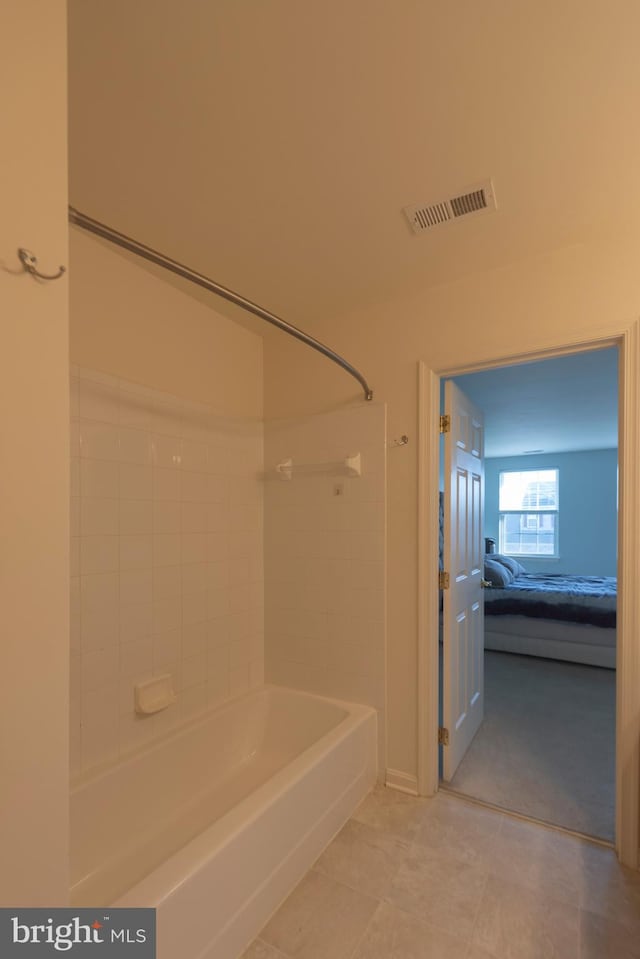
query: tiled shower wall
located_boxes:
[264,403,386,766]
[70,366,263,777]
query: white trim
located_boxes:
[417,363,440,797]
[616,320,640,866]
[417,325,640,870]
[385,768,419,796]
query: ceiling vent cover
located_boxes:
[403,179,497,235]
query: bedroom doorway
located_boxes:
[438,349,618,841]
[417,326,640,867]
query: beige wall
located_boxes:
[264,226,640,779]
[0,1,69,903]
[70,229,263,417]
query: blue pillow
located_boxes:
[484,558,514,588]
[492,553,526,576]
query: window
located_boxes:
[498,468,559,556]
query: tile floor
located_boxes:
[241,786,640,959]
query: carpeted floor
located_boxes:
[445,650,615,840]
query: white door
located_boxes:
[441,381,485,780]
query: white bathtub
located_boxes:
[70,685,377,959]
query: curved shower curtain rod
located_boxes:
[68,207,373,402]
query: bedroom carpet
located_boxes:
[445,650,615,841]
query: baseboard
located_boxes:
[385,768,418,796]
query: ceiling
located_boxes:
[68,2,640,329]
[452,347,618,457]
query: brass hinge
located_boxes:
[438,726,450,746]
[439,570,450,590]
[439,414,450,433]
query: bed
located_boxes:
[483,554,617,668]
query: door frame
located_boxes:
[417,321,640,869]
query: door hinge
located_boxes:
[438,726,450,746]
[439,414,450,433]
[439,570,450,590]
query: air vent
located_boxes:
[403,180,497,235]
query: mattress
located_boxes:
[484,573,616,628]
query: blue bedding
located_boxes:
[484,573,617,628]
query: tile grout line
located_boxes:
[464,866,492,958]
[344,898,385,959]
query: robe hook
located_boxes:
[17,248,66,281]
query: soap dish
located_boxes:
[134,674,176,715]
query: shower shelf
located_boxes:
[275,453,361,480]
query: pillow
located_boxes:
[492,553,526,576]
[484,558,514,588]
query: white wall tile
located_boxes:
[80,422,120,461]
[181,470,208,503]
[120,568,153,607]
[153,533,181,567]
[119,463,153,500]
[120,499,153,536]
[70,420,80,457]
[80,571,119,611]
[119,534,153,570]
[181,532,207,564]
[119,602,153,644]
[82,682,119,728]
[81,607,118,652]
[153,500,181,534]
[70,375,80,420]
[180,440,207,472]
[81,535,119,574]
[154,468,181,501]
[153,597,181,632]
[206,474,229,502]
[182,621,207,658]
[153,565,182,599]
[151,433,182,469]
[69,536,80,576]
[152,628,181,669]
[156,661,181,694]
[206,531,229,561]
[119,428,153,465]
[82,647,119,692]
[72,366,264,773]
[181,501,207,533]
[182,562,208,594]
[206,502,230,533]
[70,576,81,652]
[229,664,250,698]
[183,590,207,626]
[119,636,153,682]
[70,458,80,497]
[182,652,207,690]
[80,498,119,536]
[207,615,230,649]
[81,719,119,772]
[81,458,119,498]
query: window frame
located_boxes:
[498,467,560,558]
